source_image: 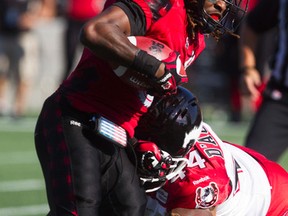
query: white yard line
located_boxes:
[0,118,47,216]
[0,204,48,216]
[0,179,44,192]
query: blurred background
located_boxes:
[0,0,287,215]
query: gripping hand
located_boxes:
[151,52,183,95]
[135,140,172,178]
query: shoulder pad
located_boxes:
[146,0,172,21]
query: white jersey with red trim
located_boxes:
[145,122,272,216]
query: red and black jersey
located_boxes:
[59,0,206,138]
[66,0,105,20]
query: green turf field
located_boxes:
[0,117,48,215]
[0,116,287,216]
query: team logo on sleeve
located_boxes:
[195,182,219,208]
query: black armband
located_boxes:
[130,50,162,77]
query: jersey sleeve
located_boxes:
[114,0,147,35]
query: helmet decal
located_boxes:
[195,182,219,208]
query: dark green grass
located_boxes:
[0,190,47,207]
[0,123,48,211]
[0,131,34,152]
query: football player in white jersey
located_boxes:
[134,86,288,216]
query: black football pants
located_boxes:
[35,94,147,216]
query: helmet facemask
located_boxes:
[187,0,249,39]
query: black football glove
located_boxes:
[150,52,182,96]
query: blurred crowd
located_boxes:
[0,0,279,122]
[0,0,268,121]
[0,0,108,118]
